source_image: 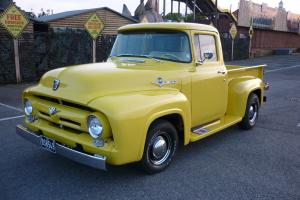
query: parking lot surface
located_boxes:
[0,55,299,200]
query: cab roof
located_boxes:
[118,22,219,33]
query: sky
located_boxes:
[13,0,300,16]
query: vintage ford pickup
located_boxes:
[17,23,268,173]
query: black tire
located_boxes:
[141,119,178,174]
[239,93,260,130]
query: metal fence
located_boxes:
[221,36,250,61]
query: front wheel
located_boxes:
[239,93,260,130]
[141,120,178,174]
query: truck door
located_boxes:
[191,32,228,127]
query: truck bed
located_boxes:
[226,65,266,81]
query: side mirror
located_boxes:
[196,52,214,66]
[204,52,213,60]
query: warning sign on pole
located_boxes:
[0,4,29,83]
[249,25,254,39]
[84,13,105,63]
[229,23,237,61]
[249,25,254,58]
[229,23,237,40]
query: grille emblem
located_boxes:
[53,79,60,91]
[49,107,59,115]
[152,77,177,87]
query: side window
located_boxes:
[193,35,201,61]
[194,34,218,62]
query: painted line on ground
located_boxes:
[265,65,300,73]
[0,115,25,122]
[0,102,23,112]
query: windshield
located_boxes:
[110,31,192,63]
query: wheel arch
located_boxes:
[251,88,262,104]
[138,109,190,160]
[151,113,185,146]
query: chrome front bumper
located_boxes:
[16,125,107,170]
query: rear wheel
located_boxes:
[141,120,178,174]
[239,93,260,130]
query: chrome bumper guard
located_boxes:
[16,125,107,170]
[264,82,270,91]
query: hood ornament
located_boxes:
[53,79,60,91]
[152,77,177,87]
[49,107,60,115]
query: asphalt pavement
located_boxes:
[0,55,299,200]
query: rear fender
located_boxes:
[227,78,264,117]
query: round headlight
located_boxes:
[88,115,103,138]
[24,99,33,115]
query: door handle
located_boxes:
[217,70,226,75]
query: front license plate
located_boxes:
[40,136,56,153]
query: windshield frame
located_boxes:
[109,30,193,63]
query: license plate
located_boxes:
[40,136,56,153]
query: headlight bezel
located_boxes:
[87,115,103,139]
[24,99,33,115]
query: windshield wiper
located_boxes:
[112,54,138,58]
[140,55,162,62]
[111,54,161,62]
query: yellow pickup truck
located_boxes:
[17,23,268,173]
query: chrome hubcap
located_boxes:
[152,136,167,159]
[150,133,171,165]
[249,105,258,125]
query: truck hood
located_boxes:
[28,59,187,104]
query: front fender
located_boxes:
[88,90,191,165]
[227,77,264,117]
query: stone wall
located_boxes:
[0,31,15,83]
[0,28,116,84]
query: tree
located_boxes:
[164,13,183,22]
[37,8,53,17]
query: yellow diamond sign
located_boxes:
[84,13,105,40]
[229,23,238,39]
[249,25,254,38]
[0,4,29,38]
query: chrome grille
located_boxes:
[31,95,92,133]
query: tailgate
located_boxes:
[226,65,266,81]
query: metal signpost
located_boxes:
[0,4,29,83]
[84,13,105,63]
[229,23,237,61]
[249,25,254,58]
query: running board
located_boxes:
[190,116,242,142]
[191,119,220,135]
[192,127,209,135]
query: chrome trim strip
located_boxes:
[16,125,106,170]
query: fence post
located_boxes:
[231,38,234,61]
[13,39,21,83]
[93,39,96,63]
[249,37,252,58]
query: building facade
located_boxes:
[237,0,300,33]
